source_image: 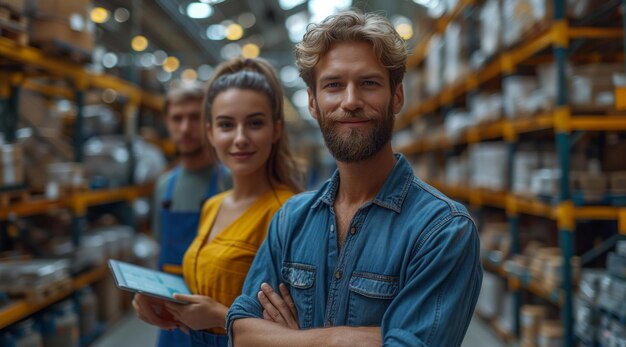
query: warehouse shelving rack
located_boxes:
[0,34,164,332]
[395,0,626,345]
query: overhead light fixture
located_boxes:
[221,43,242,60]
[131,35,149,52]
[292,89,309,108]
[157,70,172,82]
[198,64,214,81]
[396,23,414,40]
[286,12,308,43]
[91,7,110,24]
[102,52,118,68]
[140,53,156,68]
[392,16,414,41]
[280,65,300,87]
[114,8,130,23]
[241,43,260,58]
[308,0,351,23]
[182,68,198,81]
[154,50,168,65]
[278,0,306,10]
[186,2,213,19]
[225,23,244,41]
[206,24,226,40]
[163,56,180,72]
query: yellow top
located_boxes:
[182,186,294,334]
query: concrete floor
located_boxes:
[93,313,508,347]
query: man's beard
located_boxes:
[178,144,204,158]
[317,102,394,163]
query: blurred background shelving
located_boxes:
[1,0,626,346]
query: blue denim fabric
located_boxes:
[226,154,483,346]
[189,330,228,347]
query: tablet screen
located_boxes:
[108,259,191,303]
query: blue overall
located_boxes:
[157,166,219,347]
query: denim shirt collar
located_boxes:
[312,153,413,213]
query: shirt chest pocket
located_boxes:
[347,272,399,326]
[281,262,316,328]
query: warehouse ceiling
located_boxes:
[90,0,433,121]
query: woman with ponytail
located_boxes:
[132,57,303,347]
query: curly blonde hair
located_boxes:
[295,10,407,92]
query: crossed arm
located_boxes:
[232,282,381,347]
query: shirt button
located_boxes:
[350,227,357,235]
[335,270,342,280]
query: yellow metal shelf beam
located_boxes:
[424,180,626,223]
[397,21,625,129]
[0,184,154,221]
[0,264,108,329]
[0,37,163,110]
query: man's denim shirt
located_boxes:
[226,154,482,346]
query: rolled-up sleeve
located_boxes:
[225,206,286,342]
[382,214,482,346]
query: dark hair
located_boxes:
[203,57,303,193]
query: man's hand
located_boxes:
[132,293,178,330]
[163,294,229,331]
[257,283,299,329]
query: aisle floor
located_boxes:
[92,313,507,347]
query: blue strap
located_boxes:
[164,166,183,201]
[203,166,219,199]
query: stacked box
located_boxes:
[521,305,547,347]
[0,144,24,186]
[27,0,94,54]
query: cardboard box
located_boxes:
[30,18,93,52]
[0,144,24,186]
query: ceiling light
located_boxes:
[114,8,130,23]
[396,23,413,40]
[279,0,306,10]
[206,24,226,40]
[280,65,300,87]
[102,52,118,68]
[131,35,149,52]
[157,70,172,82]
[163,56,180,72]
[238,12,256,29]
[91,7,110,24]
[186,2,213,19]
[182,69,198,81]
[308,0,351,23]
[292,89,309,108]
[286,12,309,43]
[154,50,168,65]
[198,65,214,81]
[201,0,224,4]
[225,23,244,41]
[241,43,260,58]
[140,53,156,67]
[221,43,242,60]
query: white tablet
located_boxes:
[108,259,191,305]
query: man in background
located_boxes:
[150,80,227,347]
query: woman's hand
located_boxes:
[132,293,178,330]
[163,294,229,331]
[258,283,300,329]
